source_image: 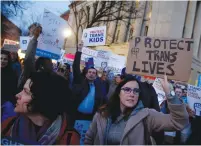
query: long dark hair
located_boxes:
[1,50,12,71]
[99,76,142,122]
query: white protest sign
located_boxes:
[37,9,68,60]
[82,47,98,57]
[95,50,111,70]
[187,85,201,116]
[82,26,106,46]
[3,39,19,52]
[108,54,126,74]
[20,36,32,50]
[153,78,166,106]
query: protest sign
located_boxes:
[95,50,111,70]
[37,9,68,60]
[108,54,126,74]
[3,39,19,52]
[1,136,39,145]
[187,85,201,116]
[85,57,94,68]
[198,74,201,87]
[153,78,166,106]
[74,120,91,145]
[82,26,106,46]
[126,37,194,82]
[20,36,32,50]
[82,47,98,57]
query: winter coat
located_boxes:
[84,101,189,145]
[72,52,106,120]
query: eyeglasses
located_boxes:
[121,87,140,95]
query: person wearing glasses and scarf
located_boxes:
[85,75,189,145]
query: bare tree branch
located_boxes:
[68,1,144,47]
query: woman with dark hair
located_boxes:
[1,72,80,145]
[1,50,18,103]
[10,52,21,79]
[1,50,18,121]
[85,75,189,145]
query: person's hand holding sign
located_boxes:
[161,75,171,96]
[77,41,84,52]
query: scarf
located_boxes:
[10,114,63,145]
[104,100,144,144]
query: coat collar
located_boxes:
[121,108,149,143]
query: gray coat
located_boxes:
[18,38,37,89]
[84,101,189,145]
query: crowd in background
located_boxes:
[1,24,201,145]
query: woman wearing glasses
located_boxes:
[84,75,189,145]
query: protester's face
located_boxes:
[15,79,32,113]
[44,60,53,71]
[119,81,140,110]
[101,73,107,81]
[175,88,183,98]
[57,69,65,77]
[115,76,121,84]
[86,68,97,81]
[183,90,187,97]
[10,53,17,61]
[1,54,8,68]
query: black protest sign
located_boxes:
[126,37,194,82]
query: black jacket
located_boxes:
[72,51,106,120]
[139,81,160,111]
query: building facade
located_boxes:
[65,0,201,84]
[148,1,201,85]
[1,14,22,47]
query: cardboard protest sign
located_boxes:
[3,39,19,52]
[187,85,201,116]
[37,9,68,60]
[82,26,106,46]
[20,36,32,50]
[153,78,166,106]
[126,37,194,82]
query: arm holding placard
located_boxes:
[73,42,84,84]
[146,76,189,133]
[18,26,42,89]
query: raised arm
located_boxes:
[146,75,189,132]
[147,98,189,132]
[73,43,83,84]
[18,26,41,89]
[24,26,42,73]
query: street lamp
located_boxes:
[63,28,72,50]
[63,29,72,38]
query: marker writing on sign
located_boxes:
[132,37,193,76]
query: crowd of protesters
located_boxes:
[1,24,201,145]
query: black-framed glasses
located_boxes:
[121,87,140,95]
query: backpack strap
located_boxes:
[1,116,17,136]
[56,114,80,145]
